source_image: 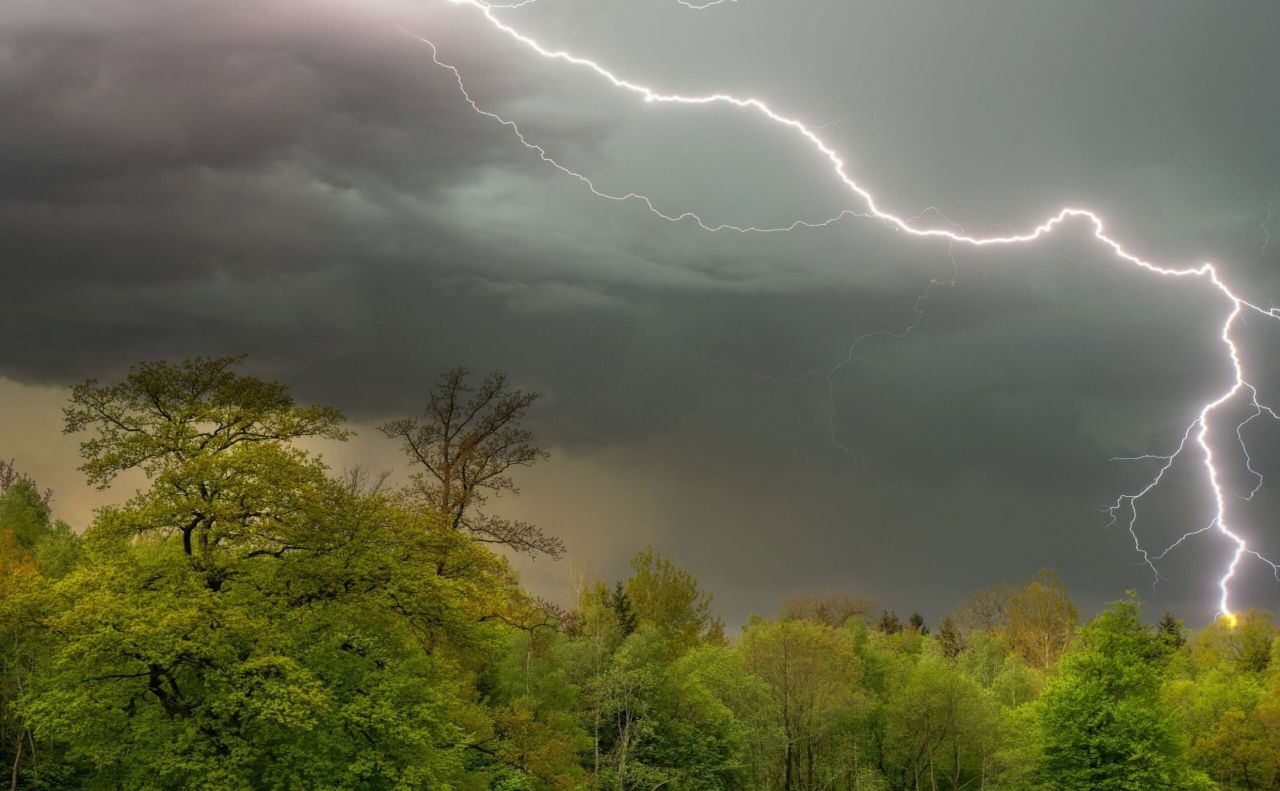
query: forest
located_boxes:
[2,356,1279,790]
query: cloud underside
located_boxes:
[2,0,1280,623]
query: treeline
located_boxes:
[2,357,1280,790]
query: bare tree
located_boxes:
[951,584,1019,636]
[780,592,874,628]
[381,367,562,557]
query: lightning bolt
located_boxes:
[416,0,1280,619]
[673,0,737,8]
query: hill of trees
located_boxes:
[2,357,1279,790]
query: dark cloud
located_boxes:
[2,0,1280,627]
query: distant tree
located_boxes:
[1006,569,1076,668]
[876,610,903,634]
[1037,595,1210,790]
[0,459,51,506]
[956,630,1010,688]
[991,654,1042,708]
[0,466,78,579]
[611,580,638,637]
[1190,705,1280,790]
[907,612,929,635]
[589,626,668,791]
[952,584,1018,635]
[740,620,861,791]
[936,617,965,659]
[1193,610,1276,673]
[884,654,1001,791]
[780,592,874,628]
[626,548,724,652]
[381,367,561,556]
[1157,611,1186,651]
[649,645,775,791]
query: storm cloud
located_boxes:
[3,0,1280,626]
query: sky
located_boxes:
[3,0,1280,628]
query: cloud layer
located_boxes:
[3,0,1280,624]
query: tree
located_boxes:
[626,548,723,653]
[780,593,874,628]
[1157,612,1187,651]
[875,611,903,634]
[588,626,668,791]
[907,612,930,636]
[1193,610,1276,674]
[952,584,1018,635]
[1189,704,1280,790]
[25,491,511,788]
[27,357,536,788]
[650,645,777,791]
[0,459,51,507]
[381,367,562,557]
[1036,595,1209,790]
[485,628,592,791]
[62,355,348,574]
[1169,612,1280,789]
[936,618,965,660]
[740,620,861,791]
[883,653,1002,791]
[0,467,81,788]
[1006,569,1076,669]
[611,581,638,637]
[956,630,1010,688]
[0,467,78,579]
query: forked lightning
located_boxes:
[417,0,1280,621]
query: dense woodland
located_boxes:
[3,357,1280,790]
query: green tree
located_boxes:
[0,466,82,788]
[1037,595,1208,790]
[1167,617,1280,789]
[21,357,536,788]
[1006,569,1076,669]
[883,651,1002,791]
[875,611,903,635]
[740,619,861,791]
[907,612,929,635]
[936,617,965,660]
[626,548,723,654]
[641,645,772,791]
[1157,612,1187,651]
[611,581,639,638]
[485,628,591,791]
[589,626,668,791]
[957,630,1010,688]
[62,356,347,576]
[1193,610,1276,674]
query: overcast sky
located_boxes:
[3,0,1280,627]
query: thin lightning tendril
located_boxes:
[418,0,1280,619]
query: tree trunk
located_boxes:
[10,730,24,791]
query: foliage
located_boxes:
[7,357,1280,790]
[625,548,723,654]
[1005,569,1077,669]
[1036,595,1208,791]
